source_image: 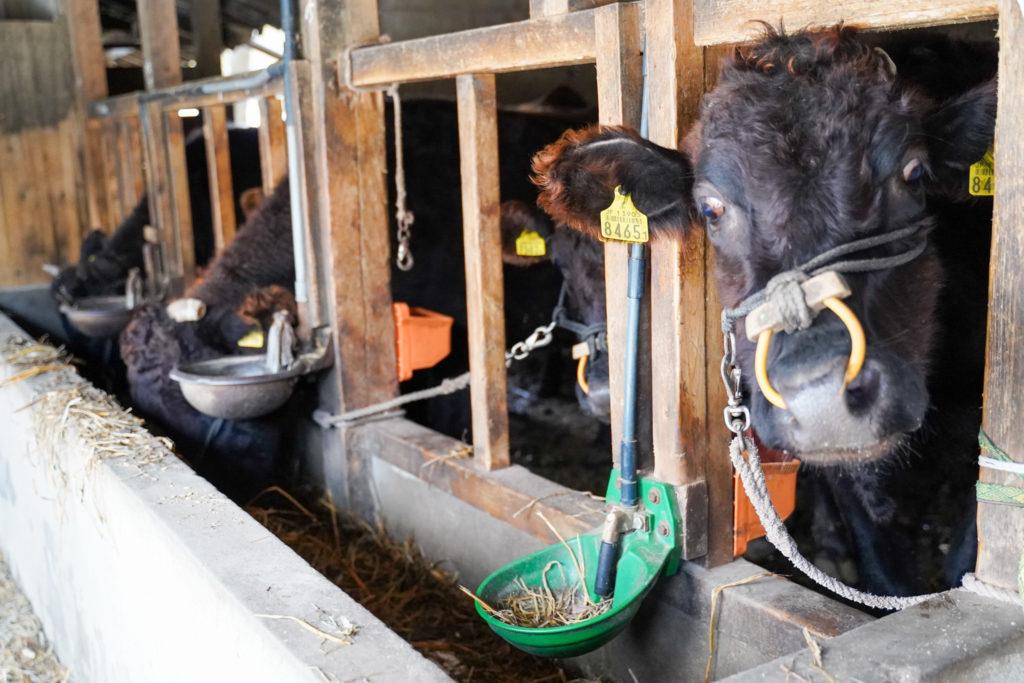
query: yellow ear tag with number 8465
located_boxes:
[600,186,649,243]
[515,229,547,257]
[969,147,995,197]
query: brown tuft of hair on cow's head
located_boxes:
[238,284,297,331]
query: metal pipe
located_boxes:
[280,0,309,305]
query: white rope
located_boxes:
[733,433,1024,611]
[730,433,942,610]
[979,456,1024,476]
[960,573,1024,607]
[340,43,414,272]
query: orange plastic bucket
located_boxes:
[392,302,454,382]
[733,455,800,557]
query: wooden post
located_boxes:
[976,0,1024,591]
[595,2,644,466]
[457,73,510,471]
[202,105,237,251]
[138,0,194,288]
[189,0,223,80]
[645,0,728,563]
[257,96,287,194]
[65,0,110,232]
[300,0,397,508]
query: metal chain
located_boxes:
[505,321,557,364]
[720,327,750,435]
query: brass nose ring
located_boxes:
[754,296,866,410]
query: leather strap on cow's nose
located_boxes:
[721,223,931,411]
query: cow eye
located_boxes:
[902,158,924,184]
[700,197,725,223]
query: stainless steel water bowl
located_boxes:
[169,355,304,420]
[59,296,137,338]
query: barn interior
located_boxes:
[0,1,1022,682]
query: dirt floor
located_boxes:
[510,396,612,496]
[248,489,598,683]
[0,552,67,683]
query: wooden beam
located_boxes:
[703,44,737,566]
[976,0,1024,592]
[349,10,597,88]
[646,0,725,563]
[351,418,605,541]
[595,1,644,466]
[257,96,286,195]
[137,0,183,90]
[299,1,397,408]
[692,0,997,46]
[189,0,223,80]
[457,73,510,471]
[65,0,110,230]
[202,105,236,252]
[529,0,619,18]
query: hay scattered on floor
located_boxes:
[0,335,171,468]
[248,490,599,683]
[0,552,68,683]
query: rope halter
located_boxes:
[551,280,607,395]
[722,223,931,411]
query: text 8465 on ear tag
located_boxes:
[599,186,649,243]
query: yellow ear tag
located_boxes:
[515,229,547,257]
[969,147,995,197]
[237,329,265,349]
[599,186,649,243]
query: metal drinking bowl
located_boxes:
[169,355,304,420]
[59,295,137,338]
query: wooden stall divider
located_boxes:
[595,2,645,467]
[257,97,287,195]
[202,105,238,252]
[457,73,510,471]
[977,0,1024,592]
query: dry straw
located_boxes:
[247,488,596,683]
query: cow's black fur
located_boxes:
[533,27,996,595]
[52,126,263,303]
[121,100,590,498]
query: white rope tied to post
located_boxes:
[979,456,1024,476]
[340,42,414,271]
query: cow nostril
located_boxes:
[844,363,881,414]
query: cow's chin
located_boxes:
[787,435,902,467]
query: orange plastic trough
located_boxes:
[392,302,454,382]
[733,451,800,557]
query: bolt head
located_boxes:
[648,489,661,505]
[657,521,670,537]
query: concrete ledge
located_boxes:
[0,314,449,683]
[726,590,1024,681]
[362,447,874,681]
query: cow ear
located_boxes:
[499,200,554,267]
[924,80,996,199]
[532,125,693,241]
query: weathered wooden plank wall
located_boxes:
[0,17,87,287]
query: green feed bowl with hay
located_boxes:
[472,473,681,657]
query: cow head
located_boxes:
[533,26,996,464]
[500,200,611,422]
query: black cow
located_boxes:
[532,26,996,595]
[51,125,263,304]
[120,99,595,499]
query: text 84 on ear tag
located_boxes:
[599,186,649,243]
[515,229,546,257]
[969,147,995,197]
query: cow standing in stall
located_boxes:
[119,99,608,500]
[533,26,995,595]
[51,126,264,305]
